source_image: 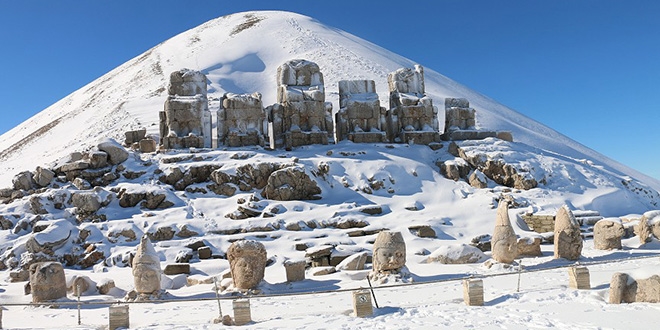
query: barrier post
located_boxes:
[109,305,129,330]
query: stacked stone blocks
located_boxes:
[335,80,387,143]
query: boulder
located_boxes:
[468,170,488,188]
[227,240,267,290]
[408,225,436,238]
[29,262,67,302]
[553,206,583,260]
[610,272,660,304]
[336,252,368,271]
[637,215,653,244]
[491,202,518,263]
[12,171,35,191]
[71,192,102,214]
[593,218,624,250]
[164,263,191,275]
[87,151,108,169]
[261,166,321,201]
[642,210,660,241]
[97,138,129,165]
[139,138,157,153]
[33,167,55,187]
[25,220,73,255]
[516,237,542,257]
[97,278,116,295]
[124,129,147,146]
[427,244,487,264]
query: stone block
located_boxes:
[109,305,130,330]
[352,290,373,317]
[139,138,157,153]
[163,263,190,275]
[233,299,252,326]
[198,246,212,259]
[463,279,484,306]
[284,259,306,282]
[568,266,590,289]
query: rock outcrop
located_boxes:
[553,206,583,260]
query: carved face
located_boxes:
[133,264,161,294]
[230,257,263,290]
[374,247,405,271]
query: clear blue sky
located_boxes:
[0,1,658,180]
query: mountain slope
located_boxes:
[0,10,657,193]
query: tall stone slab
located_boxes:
[160,69,211,149]
[218,92,267,147]
[553,206,583,260]
[335,80,387,143]
[267,59,333,149]
[386,65,441,144]
[491,202,518,263]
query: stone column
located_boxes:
[568,266,590,289]
[233,299,252,326]
[463,279,484,306]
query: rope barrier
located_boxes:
[0,252,657,308]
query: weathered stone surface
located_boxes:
[438,159,470,181]
[269,59,334,148]
[71,192,101,214]
[311,266,336,276]
[132,236,162,294]
[98,138,129,165]
[13,171,35,191]
[468,170,488,188]
[553,206,583,260]
[33,167,55,187]
[283,259,306,282]
[427,244,487,264]
[198,246,212,259]
[261,166,321,201]
[335,80,387,143]
[637,215,653,244]
[610,272,660,304]
[139,138,157,153]
[29,262,67,302]
[594,218,624,250]
[218,92,266,147]
[25,220,73,255]
[125,129,147,146]
[408,225,436,238]
[336,251,368,271]
[491,202,518,264]
[87,151,108,169]
[227,240,267,290]
[372,231,406,272]
[164,263,191,275]
[516,237,542,257]
[147,226,175,242]
[96,279,116,295]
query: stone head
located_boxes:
[227,240,267,290]
[372,231,406,272]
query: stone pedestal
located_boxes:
[284,259,306,282]
[233,299,252,326]
[568,266,590,289]
[352,290,373,317]
[463,279,484,306]
[109,305,129,330]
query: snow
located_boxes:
[0,10,659,329]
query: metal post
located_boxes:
[76,283,82,326]
[213,276,223,318]
[516,260,523,293]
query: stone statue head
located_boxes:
[372,231,406,272]
[227,240,267,290]
[132,236,161,294]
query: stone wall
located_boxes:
[335,80,387,143]
[218,92,266,147]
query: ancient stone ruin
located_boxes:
[29,261,67,303]
[491,201,518,264]
[369,231,408,283]
[553,206,583,260]
[442,98,510,141]
[593,218,624,250]
[267,59,333,149]
[610,272,660,304]
[335,80,387,143]
[227,240,267,290]
[386,65,441,144]
[131,236,162,296]
[160,69,211,149]
[218,92,267,147]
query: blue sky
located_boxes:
[0,1,658,180]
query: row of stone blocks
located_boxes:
[159,61,506,151]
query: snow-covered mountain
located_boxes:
[0,10,657,191]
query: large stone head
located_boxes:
[227,240,267,290]
[372,231,406,272]
[132,236,162,294]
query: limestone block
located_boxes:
[463,279,484,306]
[109,305,130,330]
[13,171,35,191]
[163,263,190,275]
[233,299,252,326]
[516,237,542,257]
[491,202,518,264]
[124,129,146,146]
[97,138,129,165]
[468,170,488,188]
[610,272,660,304]
[553,206,583,260]
[227,240,267,290]
[352,290,373,317]
[568,266,591,289]
[336,251,368,271]
[29,262,67,302]
[261,166,321,201]
[33,166,55,187]
[284,259,306,282]
[593,218,624,250]
[277,59,324,87]
[71,192,102,214]
[198,246,212,259]
[139,138,157,153]
[168,69,207,97]
[445,98,470,109]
